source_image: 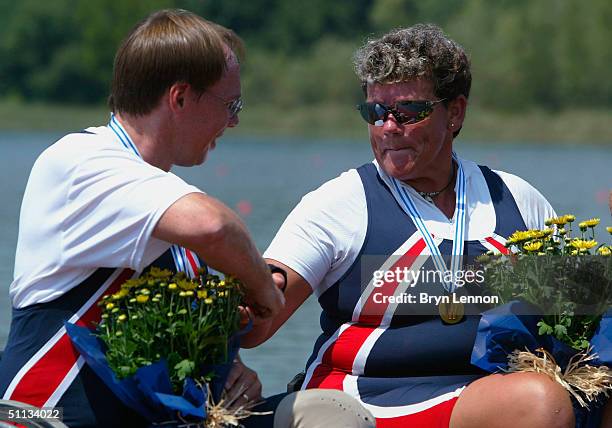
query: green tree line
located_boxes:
[1,0,611,112]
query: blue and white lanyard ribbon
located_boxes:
[390,153,467,293]
[107,113,196,276]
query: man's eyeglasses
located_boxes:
[207,92,243,118]
[357,99,445,126]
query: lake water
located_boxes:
[0,132,610,395]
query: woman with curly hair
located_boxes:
[252,24,610,428]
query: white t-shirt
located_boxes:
[10,125,201,308]
[264,157,555,297]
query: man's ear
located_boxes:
[168,82,189,113]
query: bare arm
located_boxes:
[153,192,284,320]
[240,259,313,348]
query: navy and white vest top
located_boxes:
[306,163,527,377]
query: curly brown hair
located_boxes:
[354,24,471,102]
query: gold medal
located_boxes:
[439,301,464,324]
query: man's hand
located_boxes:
[223,356,263,409]
[153,193,285,320]
[241,277,285,323]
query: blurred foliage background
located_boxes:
[0,0,611,141]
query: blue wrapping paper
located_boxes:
[65,322,243,423]
[590,309,612,365]
[471,301,612,372]
[471,302,611,428]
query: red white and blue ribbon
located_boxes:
[108,113,201,277]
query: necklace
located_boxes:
[417,162,456,203]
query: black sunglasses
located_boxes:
[357,99,445,126]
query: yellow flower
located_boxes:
[139,288,150,295]
[115,331,123,337]
[607,226,612,234]
[184,290,194,297]
[598,246,611,256]
[197,290,208,299]
[136,294,149,303]
[578,222,588,231]
[508,230,535,243]
[179,291,187,297]
[581,218,600,228]
[563,214,576,223]
[168,283,178,291]
[475,254,490,264]
[218,291,227,297]
[204,298,213,304]
[529,230,549,239]
[121,278,145,290]
[117,314,127,322]
[105,303,115,310]
[177,309,188,315]
[569,239,598,250]
[546,216,568,226]
[148,267,172,279]
[177,279,197,291]
[523,241,543,252]
[112,289,129,300]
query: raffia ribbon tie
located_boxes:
[193,383,272,428]
[506,346,612,408]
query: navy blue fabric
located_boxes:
[478,165,527,236]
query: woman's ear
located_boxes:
[447,95,467,131]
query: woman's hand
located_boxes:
[224,355,263,409]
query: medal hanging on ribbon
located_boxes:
[391,153,467,324]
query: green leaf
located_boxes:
[174,359,195,381]
[554,324,568,338]
[537,320,553,336]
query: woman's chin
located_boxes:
[380,151,418,180]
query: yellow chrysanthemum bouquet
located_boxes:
[66,267,255,426]
[472,216,612,411]
[98,267,241,391]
